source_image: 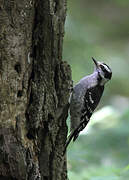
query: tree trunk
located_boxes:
[0,0,71,180]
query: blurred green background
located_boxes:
[63,0,129,180]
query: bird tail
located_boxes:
[63,123,82,155]
[63,119,89,155]
[63,129,77,155]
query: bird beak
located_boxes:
[92,57,99,68]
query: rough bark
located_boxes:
[0,0,71,180]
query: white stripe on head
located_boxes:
[102,64,111,73]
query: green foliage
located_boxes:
[67,109,129,180]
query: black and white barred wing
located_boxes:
[72,89,95,141]
[64,85,104,152]
[81,86,104,123]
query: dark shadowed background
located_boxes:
[63,0,129,179]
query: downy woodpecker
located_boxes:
[64,57,112,153]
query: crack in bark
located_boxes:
[0,0,70,179]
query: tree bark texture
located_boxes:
[0,0,71,180]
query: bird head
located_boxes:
[92,57,112,85]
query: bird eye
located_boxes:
[100,65,106,72]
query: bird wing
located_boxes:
[64,85,104,154]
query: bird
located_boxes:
[64,57,112,153]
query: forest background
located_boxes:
[63,0,129,180]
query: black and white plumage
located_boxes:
[64,57,112,152]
